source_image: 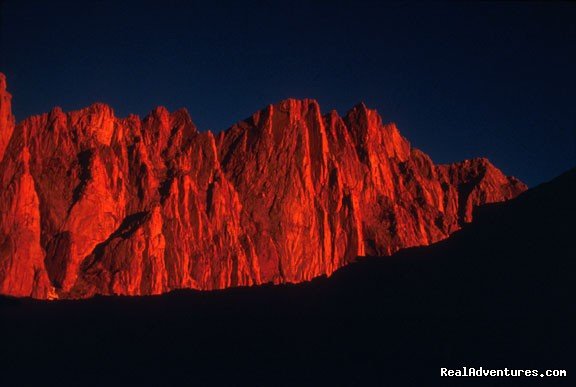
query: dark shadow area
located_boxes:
[70,149,93,205]
[1,169,574,386]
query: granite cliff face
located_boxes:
[0,74,526,299]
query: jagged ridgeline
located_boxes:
[0,73,526,299]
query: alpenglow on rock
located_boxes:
[0,74,526,299]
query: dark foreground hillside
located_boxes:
[1,169,574,386]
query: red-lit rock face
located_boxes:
[0,75,526,299]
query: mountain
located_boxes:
[0,169,572,386]
[0,73,526,299]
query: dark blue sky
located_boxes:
[1,0,574,186]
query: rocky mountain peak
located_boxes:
[0,74,527,299]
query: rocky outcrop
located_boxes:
[0,74,526,299]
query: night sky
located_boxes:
[0,0,574,186]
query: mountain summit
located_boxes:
[0,74,526,299]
